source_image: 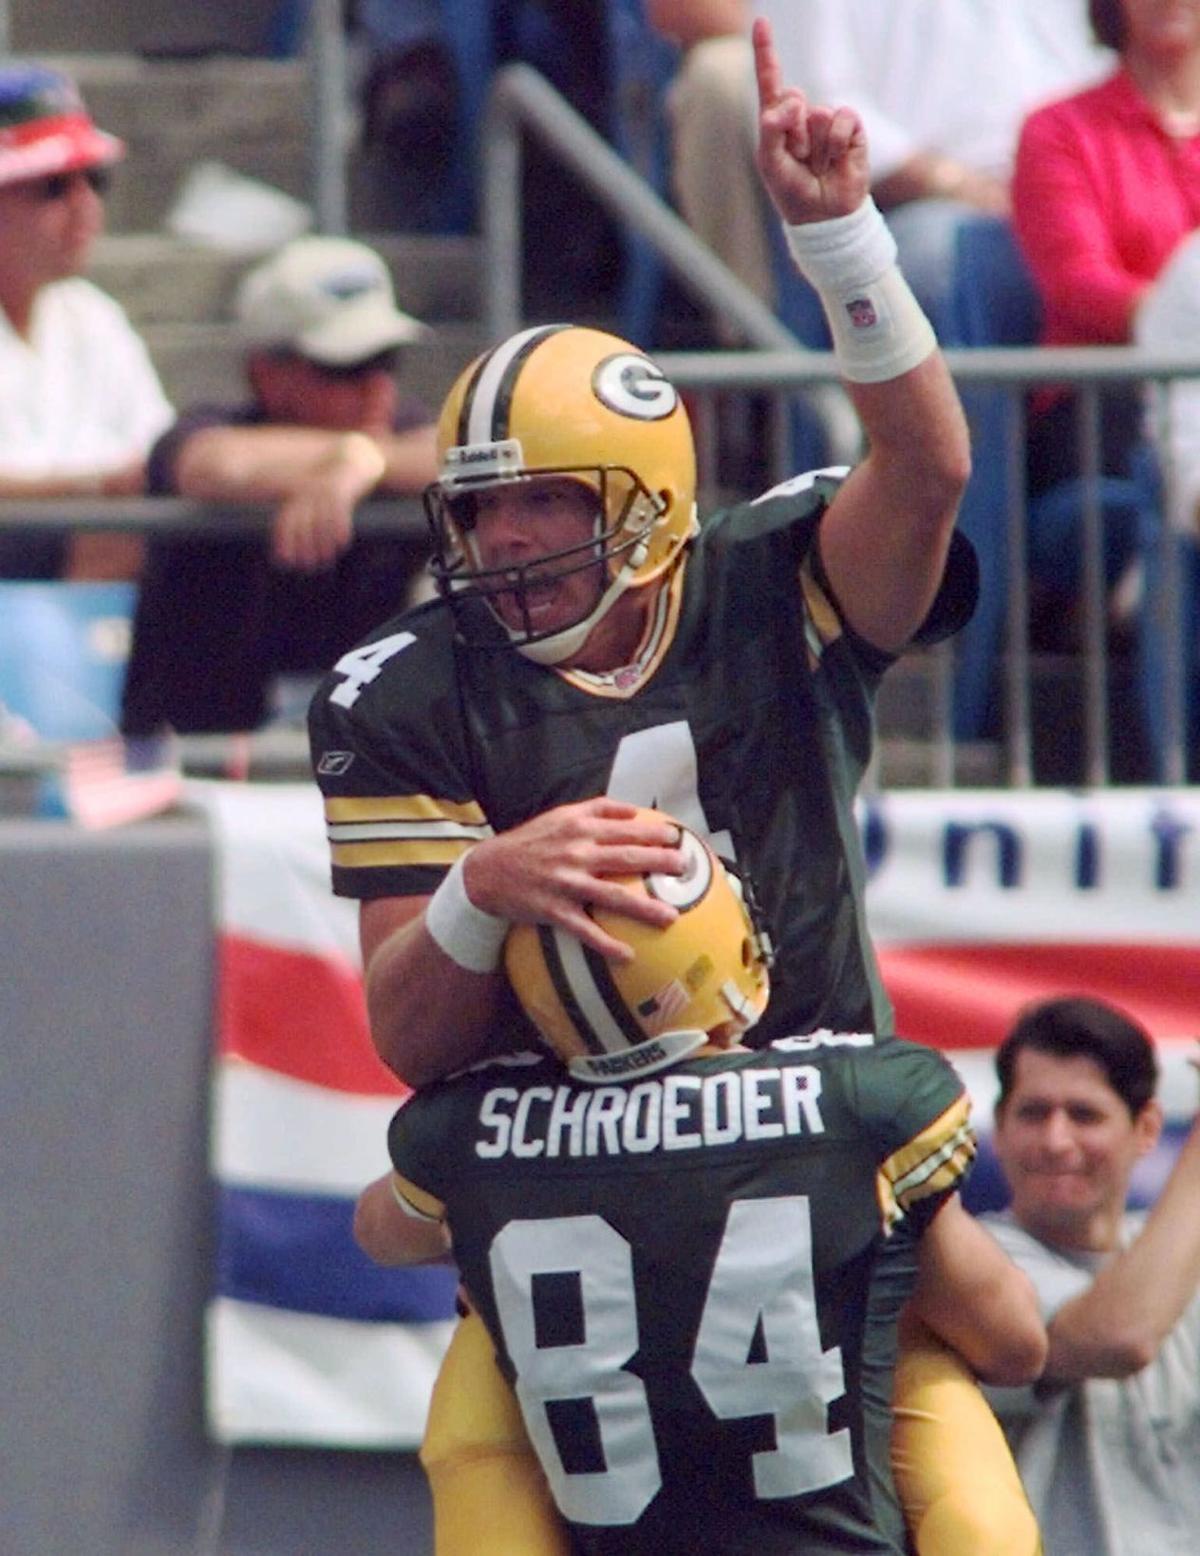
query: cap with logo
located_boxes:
[0,65,125,189]
[235,235,429,366]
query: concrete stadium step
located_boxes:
[875,738,1002,790]
[89,233,484,328]
[9,0,280,56]
[141,319,489,413]
[876,651,952,742]
[31,53,312,233]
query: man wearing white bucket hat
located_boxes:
[0,64,174,579]
[120,235,439,735]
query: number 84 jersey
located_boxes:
[387,1033,975,1555]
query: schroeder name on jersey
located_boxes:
[475,1063,826,1161]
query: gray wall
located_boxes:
[0,815,433,1556]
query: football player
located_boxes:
[311,14,985,1553]
[308,15,976,1088]
[356,824,1045,1554]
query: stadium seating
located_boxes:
[946,216,1150,742]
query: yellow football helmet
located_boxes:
[423,323,698,664]
[504,812,771,1082]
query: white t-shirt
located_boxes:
[758,0,1113,182]
[1134,231,1200,534]
[0,277,174,477]
[983,1210,1200,1556]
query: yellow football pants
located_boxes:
[420,1308,569,1556]
[892,1314,1042,1556]
[421,1308,1041,1556]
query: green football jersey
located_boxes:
[388,1032,974,1555]
[310,479,960,1040]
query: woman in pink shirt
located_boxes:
[1011,0,1200,779]
[1013,0,1200,493]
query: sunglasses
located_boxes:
[307,348,402,380]
[26,167,112,202]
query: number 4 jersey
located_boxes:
[387,1032,974,1556]
[309,481,972,1042]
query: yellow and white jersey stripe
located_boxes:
[877,1093,976,1231]
[324,794,493,876]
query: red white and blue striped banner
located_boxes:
[191,780,457,1448]
[188,781,1200,1447]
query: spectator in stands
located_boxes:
[982,996,1200,1555]
[119,235,438,736]
[0,64,174,582]
[1012,0,1200,502]
[1013,0,1200,776]
[355,0,460,232]
[355,0,616,314]
[646,1,771,335]
[759,0,1112,341]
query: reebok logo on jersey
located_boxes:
[317,750,355,776]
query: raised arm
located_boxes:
[1041,1073,1200,1383]
[752,16,971,654]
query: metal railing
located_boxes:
[479,63,862,466]
[654,344,1196,790]
[0,495,427,540]
[0,351,1194,791]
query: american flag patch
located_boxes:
[637,979,690,1032]
[60,736,183,829]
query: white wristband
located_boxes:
[424,853,509,974]
[785,199,937,384]
[785,197,897,291]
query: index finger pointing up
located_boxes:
[752,15,783,111]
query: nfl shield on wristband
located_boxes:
[785,199,937,384]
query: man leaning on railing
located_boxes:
[117,235,438,738]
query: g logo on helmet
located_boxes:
[592,352,679,422]
[505,809,771,1082]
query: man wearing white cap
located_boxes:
[119,235,438,735]
[0,64,174,579]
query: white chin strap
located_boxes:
[512,560,638,666]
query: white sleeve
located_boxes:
[1135,232,1200,534]
[96,301,176,456]
[0,281,175,476]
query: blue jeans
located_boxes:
[1137,514,1200,781]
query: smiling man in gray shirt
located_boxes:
[982,997,1200,1556]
